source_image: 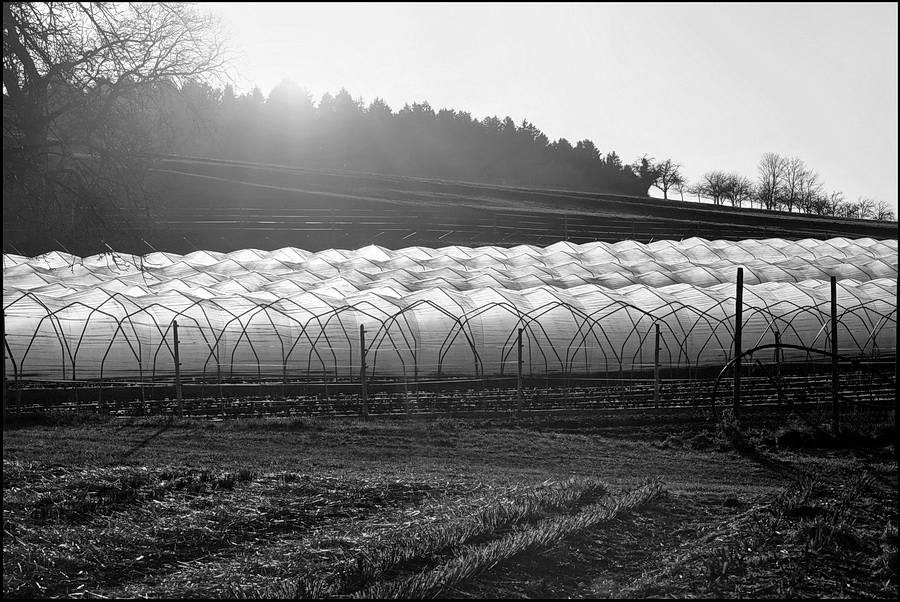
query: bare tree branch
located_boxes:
[3,1,232,254]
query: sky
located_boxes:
[207,2,898,215]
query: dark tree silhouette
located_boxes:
[3,2,230,253]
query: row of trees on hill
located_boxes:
[646,154,895,221]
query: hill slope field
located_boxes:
[148,157,897,254]
[5,156,895,256]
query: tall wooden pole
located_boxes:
[173,320,183,418]
[733,268,743,416]
[831,277,839,435]
[2,313,6,425]
[654,323,661,409]
[360,324,368,418]
[774,330,782,403]
[517,328,523,413]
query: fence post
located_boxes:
[774,330,782,403]
[654,323,660,409]
[2,312,6,425]
[173,320,183,418]
[360,324,368,419]
[5,311,21,412]
[517,328,523,413]
[733,268,743,416]
[831,276,839,436]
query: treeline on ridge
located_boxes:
[162,81,898,222]
[167,80,656,196]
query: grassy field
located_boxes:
[3,410,896,598]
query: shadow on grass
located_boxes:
[120,418,174,459]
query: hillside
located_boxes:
[5,155,897,256]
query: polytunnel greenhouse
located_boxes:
[2,237,897,387]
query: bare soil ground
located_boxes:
[3,410,896,598]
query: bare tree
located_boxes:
[779,156,808,213]
[838,201,859,219]
[855,196,877,220]
[797,168,824,214]
[824,191,846,217]
[686,182,704,203]
[804,190,829,216]
[672,176,688,202]
[648,158,685,200]
[723,172,754,208]
[756,152,786,210]
[3,2,231,253]
[873,200,896,222]
[696,170,729,206]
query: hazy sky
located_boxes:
[208,2,898,214]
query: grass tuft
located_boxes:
[716,410,756,455]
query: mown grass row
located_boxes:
[616,470,897,599]
[234,477,663,599]
[362,479,665,599]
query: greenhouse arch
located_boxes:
[3,238,896,388]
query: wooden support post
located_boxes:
[831,277,839,436]
[654,323,661,409]
[517,328,524,413]
[139,363,145,408]
[360,324,368,419]
[774,330,782,403]
[403,365,410,416]
[173,320,183,418]
[733,268,743,416]
[2,312,6,425]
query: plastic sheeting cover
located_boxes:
[3,237,896,381]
